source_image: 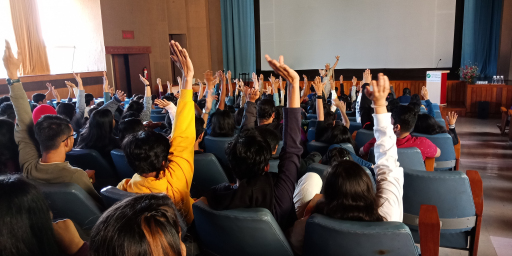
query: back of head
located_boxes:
[34,115,72,152]
[90,194,185,256]
[257,99,276,120]
[56,102,76,122]
[32,104,57,124]
[32,93,46,104]
[195,115,205,141]
[78,108,114,150]
[133,95,144,102]
[121,111,141,121]
[391,105,418,133]
[324,109,335,126]
[0,102,15,122]
[122,130,171,176]
[119,118,145,143]
[409,94,421,105]
[0,119,18,172]
[226,129,272,180]
[321,147,353,166]
[0,175,60,256]
[95,101,105,108]
[257,127,280,153]
[210,109,235,137]
[85,93,95,107]
[403,88,411,96]
[387,99,400,113]
[124,100,144,115]
[414,114,447,135]
[0,95,10,105]
[322,125,354,146]
[315,160,384,221]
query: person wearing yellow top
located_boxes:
[117,41,196,224]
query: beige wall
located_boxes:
[100,0,222,89]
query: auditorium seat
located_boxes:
[100,186,135,208]
[368,147,426,171]
[349,122,362,134]
[303,214,420,256]
[66,149,119,189]
[354,129,375,153]
[328,143,355,153]
[306,114,317,120]
[307,127,316,142]
[307,141,330,155]
[412,132,456,171]
[268,159,279,173]
[307,120,317,131]
[403,169,483,255]
[150,114,166,122]
[31,181,103,230]
[434,111,442,119]
[110,149,136,179]
[204,136,236,175]
[193,200,294,256]
[151,108,164,115]
[191,153,230,198]
[275,140,284,155]
[436,118,446,128]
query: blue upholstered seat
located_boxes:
[368,147,426,171]
[66,149,119,189]
[110,149,136,179]
[100,186,135,208]
[191,153,230,198]
[412,132,456,171]
[354,129,375,153]
[150,114,166,122]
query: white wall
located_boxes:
[260,0,456,70]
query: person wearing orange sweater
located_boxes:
[117,41,196,224]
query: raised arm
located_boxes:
[313,77,325,121]
[64,81,75,102]
[102,71,112,102]
[279,76,285,106]
[138,74,153,122]
[198,79,204,99]
[240,86,259,131]
[216,71,227,110]
[331,55,340,69]
[421,86,435,118]
[333,97,350,129]
[300,75,310,103]
[100,90,125,114]
[366,73,403,222]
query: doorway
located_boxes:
[111,53,151,98]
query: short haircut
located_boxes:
[34,115,72,152]
[387,99,400,113]
[195,115,205,141]
[210,109,235,137]
[0,96,10,105]
[226,129,272,180]
[95,101,104,108]
[321,125,354,146]
[122,130,171,176]
[0,102,15,122]
[402,88,411,96]
[119,118,145,143]
[391,105,418,133]
[124,100,144,115]
[324,109,336,125]
[56,102,76,122]
[32,93,46,104]
[257,127,280,152]
[121,111,141,121]
[133,95,144,102]
[85,93,95,107]
[257,99,276,120]
[321,147,353,166]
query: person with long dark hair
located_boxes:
[0,175,88,256]
[77,108,120,166]
[0,119,20,173]
[118,118,145,144]
[397,87,412,103]
[289,74,404,255]
[414,112,459,145]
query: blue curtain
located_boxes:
[461,0,503,78]
[221,0,256,78]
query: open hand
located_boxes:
[154,98,172,108]
[363,69,372,84]
[139,74,149,86]
[169,40,194,79]
[264,55,299,87]
[248,87,260,102]
[335,55,340,60]
[366,73,390,107]
[73,73,83,87]
[103,71,109,92]
[421,86,429,100]
[252,72,259,91]
[65,81,76,88]
[2,40,22,79]
[116,90,127,102]
[447,111,458,126]
[312,76,325,96]
[333,97,346,113]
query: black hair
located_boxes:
[133,95,144,102]
[0,175,61,256]
[32,93,46,104]
[226,129,272,180]
[122,130,171,176]
[275,106,284,123]
[387,99,400,113]
[313,160,384,221]
[402,88,411,96]
[85,93,95,107]
[0,119,19,173]
[124,100,144,116]
[414,113,447,135]
[257,127,280,153]
[197,98,206,110]
[257,99,276,120]
[320,125,355,148]
[324,109,336,127]
[89,194,185,256]
[310,85,316,93]
[234,108,244,127]
[210,109,235,137]
[77,108,118,154]
[0,102,15,122]
[119,118,145,144]
[195,115,205,141]
[391,105,418,133]
[410,94,421,106]
[121,111,141,121]
[34,115,72,152]
[0,95,10,105]
[56,102,76,122]
[321,147,353,166]
[95,101,104,108]
[162,94,178,106]
[386,92,395,101]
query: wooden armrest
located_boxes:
[466,170,483,256]
[352,130,358,141]
[501,106,507,113]
[419,205,440,256]
[424,157,435,171]
[303,194,323,218]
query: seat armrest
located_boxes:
[419,205,440,256]
[424,157,435,171]
[467,170,483,256]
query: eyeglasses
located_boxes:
[62,132,77,142]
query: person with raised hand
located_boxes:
[321,55,340,94]
[2,40,101,204]
[117,40,197,224]
[59,73,86,132]
[205,71,235,138]
[420,86,436,118]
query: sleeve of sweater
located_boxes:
[373,113,403,222]
[99,95,122,115]
[140,96,152,122]
[424,99,435,118]
[449,127,459,145]
[226,96,235,106]
[272,108,303,226]
[71,89,86,131]
[103,92,111,102]
[315,120,327,142]
[240,101,257,132]
[273,93,280,106]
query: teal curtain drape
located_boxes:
[461,0,502,78]
[221,0,256,78]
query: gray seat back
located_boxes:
[354,129,375,152]
[110,149,136,179]
[191,153,230,198]
[100,186,135,208]
[369,147,426,171]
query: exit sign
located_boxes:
[122,30,134,39]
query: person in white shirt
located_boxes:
[288,73,404,255]
[319,56,340,95]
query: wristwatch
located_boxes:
[6,78,20,86]
[202,109,209,114]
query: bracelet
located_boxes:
[315,95,324,100]
[371,102,388,108]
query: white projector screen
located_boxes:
[260,0,456,70]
